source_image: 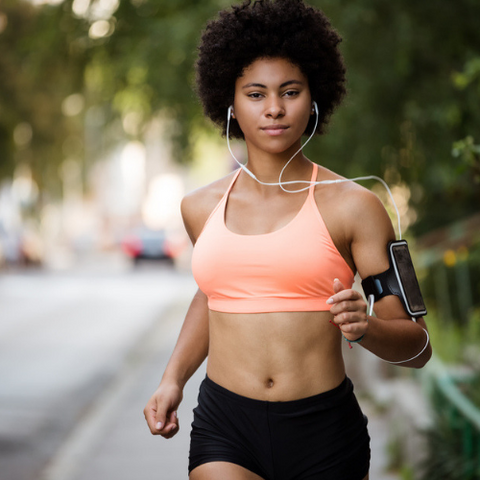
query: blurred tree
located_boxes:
[0,0,89,195]
[307,0,480,235]
[0,0,229,196]
[452,136,480,184]
[0,0,479,235]
[81,0,232,159]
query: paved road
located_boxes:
[41,298,205,480]
[0,261,197,480]
[1,259,400,480]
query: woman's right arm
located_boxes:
[143,185,220,438]
[143,288,209,438]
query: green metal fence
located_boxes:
[425,359,480,479]
[408,217,480,478]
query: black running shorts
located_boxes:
[189,376,370,479]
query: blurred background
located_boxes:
[1,0,479,479]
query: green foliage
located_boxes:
[459,372,480,411]
[452,136,480,183]
[386,434,415,479]
[424,310,466,364]
[1,0,480,232]
[452,57,480,91]
[400,467,415,480]
[0,0,226,193]
[305,0,480,235]
[421,240,480,364]
[420,403,480,480]
[0,0,96,194]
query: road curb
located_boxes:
[40,300,189,480]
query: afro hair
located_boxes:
[195,0,346,139]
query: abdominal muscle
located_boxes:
[206,309,346,402]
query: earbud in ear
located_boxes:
[312,101,318,115]
[227,106,235,119]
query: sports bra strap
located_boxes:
[308,163,318,197]
[227,168,242,196]
[197,169,242,238]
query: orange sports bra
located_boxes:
[191,163,355,313]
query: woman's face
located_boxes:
[233,57,313,155]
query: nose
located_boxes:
[265,96,285,119]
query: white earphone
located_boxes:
[225,101,402,237]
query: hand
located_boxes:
[327,278,369,342]
[143,381,183,439]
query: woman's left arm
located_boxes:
[328,189,432,368]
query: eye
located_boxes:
[247,92,264,99]
[284,90,299,97]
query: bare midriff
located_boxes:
[206,310,346,402]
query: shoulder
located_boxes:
[344,183,393,235]
[181,170,239,244]
[314,166,394,238]
[314,165,396,275]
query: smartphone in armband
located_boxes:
[361,240,427,318]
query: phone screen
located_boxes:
[391,242,427,316]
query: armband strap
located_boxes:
[361,240,427,318]
[361,268,400,301]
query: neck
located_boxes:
[243,144,311,183]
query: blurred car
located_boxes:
[121,227,175,264]
[0,222,43,268]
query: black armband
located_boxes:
[361,240,427,318]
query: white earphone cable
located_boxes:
[226,104,402,239]
[383,328,430,364]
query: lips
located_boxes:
[261,124,289,136]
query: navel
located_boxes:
[266,378,275,389]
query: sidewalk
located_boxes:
[40,300,401,480]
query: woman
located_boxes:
[144,1,432,479]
